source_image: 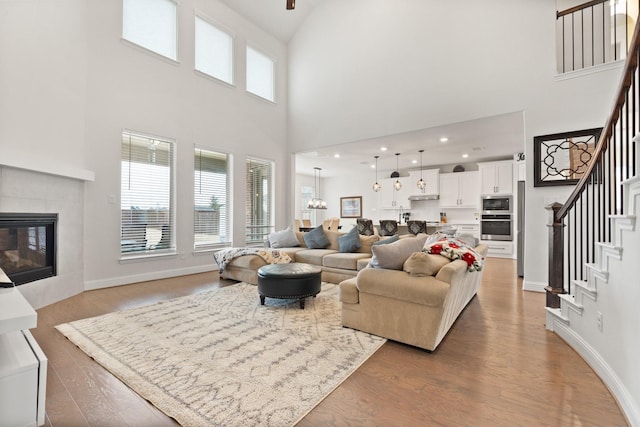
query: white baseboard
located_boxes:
[550,316,640,427]
[84,265,217,291]
[523,280,546,292]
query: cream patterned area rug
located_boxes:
[56,283,386,426]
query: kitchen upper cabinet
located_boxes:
[479,161,513,195]
[408,169,440,196]
[439,171,480,209]
[379,177,412,209]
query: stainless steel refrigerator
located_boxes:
[517,180,525,277]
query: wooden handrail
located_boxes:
[556,18,640,221]
[557,0,608,18]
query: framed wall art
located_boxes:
[340,196,362,218]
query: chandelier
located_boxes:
[393,153,402,191]
[308,167,327,209]
[417,149,426,192]
[372,155,381,192]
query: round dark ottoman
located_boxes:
[257,263,322,309]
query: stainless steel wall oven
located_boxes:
[481,195,513,241]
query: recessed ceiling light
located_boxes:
[381,147,388,151]
[411,159,418,164]
[462,153,469,158]
[334,154,340,158]
[370,164,376,168]
[440,137,449,143]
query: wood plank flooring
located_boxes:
[31,258,628,426]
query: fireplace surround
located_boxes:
[0,213,57,286]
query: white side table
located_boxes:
[0,269,47,427]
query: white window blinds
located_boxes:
[246,46,275,102]
[195,17,233,84]
[194,148,232,248]
[121,131,175,254]
[245,158,274,245]
[122,0,177,60]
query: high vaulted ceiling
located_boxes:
[218,0,323,42]
[218,1,526,178]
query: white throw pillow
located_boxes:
[268,226,300,248]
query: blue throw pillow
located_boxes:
[303,225,330,249]
[373,234,400,245]
[338,226,361,253]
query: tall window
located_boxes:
[122,0,177,60]
[121,131,175,255]
[246,46,275,102]
[194,148,232,248]
[246,158,274,245]
[195,16,234,84]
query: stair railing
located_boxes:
[546,16,640,308]
[557,0,633,73]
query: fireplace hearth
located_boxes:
[0,213,57,286]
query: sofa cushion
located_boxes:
[357,258,372,271]
[403,252,450,277]
[370,234,428,270]
[268,226,300,248]
[357,234,379,254]
[338,226,361,253]
[373,234,400,245]
[356,268,449,307]
[303,226,330,249]
[323,252,372,270]
[295,249,337,265]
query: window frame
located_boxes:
[194,146,233,250]
[194,14,235,86]
[245,44,276,103]
[120,130,176,259]
[245,156,275,246]
[122,0,178,62]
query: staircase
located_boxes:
[544,10,640,427]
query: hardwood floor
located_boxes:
[32,258,628,426]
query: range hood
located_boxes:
[408,194,440,201]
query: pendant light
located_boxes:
[417,149,426,192]
[372,155,381,192]
[286,0,295,9]
[393,153,402,191]
[307,167,327,209]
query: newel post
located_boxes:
[545,202,566,308]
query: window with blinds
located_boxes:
[122,0,177,60]
[246,46,275,102]
[246,158,274,245]
[195,16,234,84]
[194,148,231,248]
[121,131,175,255]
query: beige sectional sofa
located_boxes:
[220,229,378,285]
[339,244,488,351]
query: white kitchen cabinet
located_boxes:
[439,172,480,209]
[479,160,513,195]
[481,240,514,258]
[379,176,412,209]
[455,224,480,240]
[408,169,440,196]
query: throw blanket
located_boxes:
[424,237,485,272]
[213,247,292,272]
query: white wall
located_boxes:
[287,0,622,292]
[0,0,291,293]
[81,0,290,288]
[0,0,88,173]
